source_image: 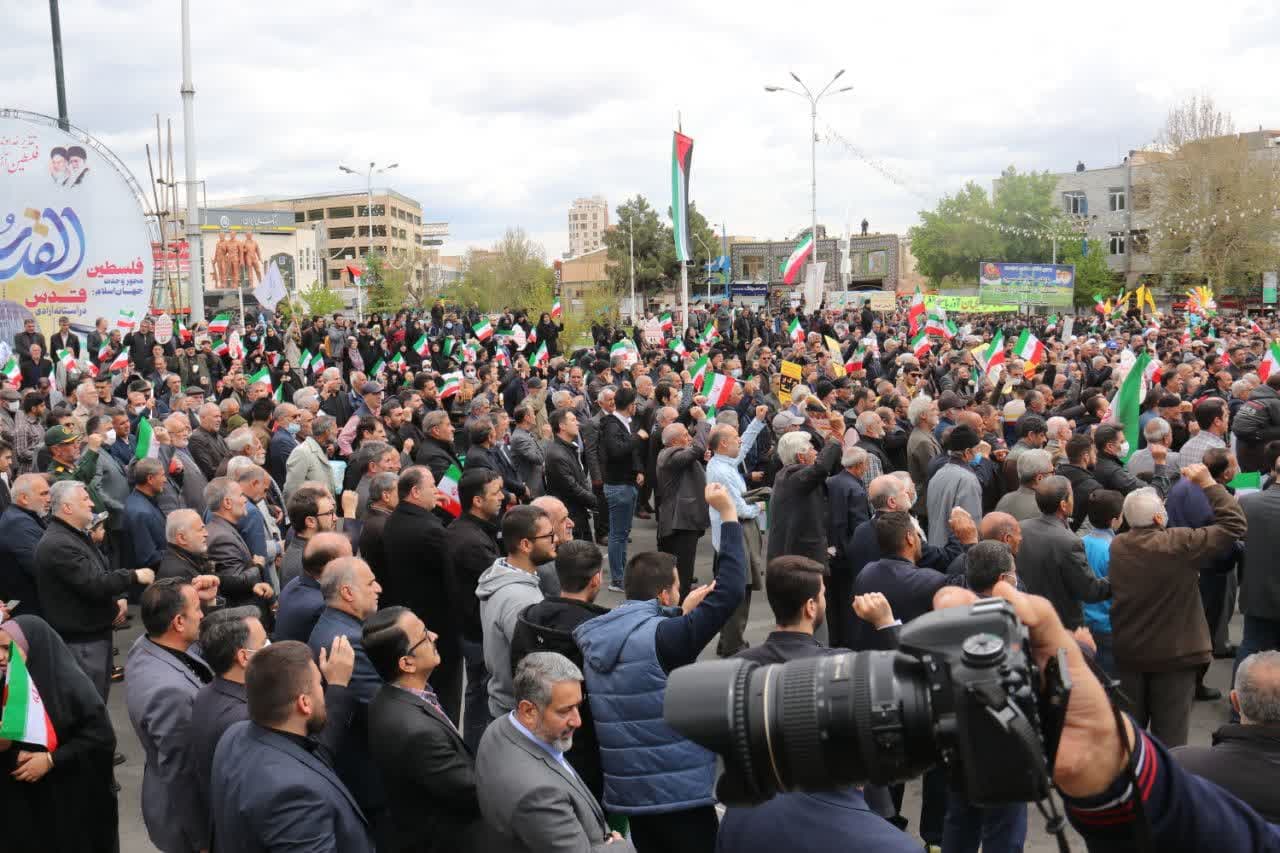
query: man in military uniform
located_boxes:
[46,424,105,511]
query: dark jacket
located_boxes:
[544,436,597,519]
[189,426,229,481]
[368,684,488,853]
[1093,451,1144,495]
[205,514,264,608]
[1017,513,1110,630]
[268,427,298,487]
[414,435,464,523]
[852,557,949,650]
[827,469,871,566]
[274,574,325,642]
[600,412,642,485]
[0,504,47,617]
[445,512,502,643]
[655,439,709,538]
[358,505,392,581]
[382,502,457,656]
[465,443,524,498]
[767,439,843,564]
[36,517,137,642]
[717,789,921,853]
[1172,724,1280,823]
[1055,461,1101,531]
[156,544,213,583]
[124,488,167,569]
[1238,485,1280,622]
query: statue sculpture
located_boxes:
[242,234,264,287]
[212,232,234,290]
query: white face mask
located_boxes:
[1118,440,1130,458]
[103,429,117,446]
[6,401,16,413]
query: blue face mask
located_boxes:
[286,422,301,436]
[970,453,984,467]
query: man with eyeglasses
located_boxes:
[280,484,338,588]
[185,606,358,853]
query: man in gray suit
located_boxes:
[1017,475,1111,629]
[126,577,215,853]
[476,652,632,853]
[509,402,546,497]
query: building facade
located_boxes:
[730,233,901,307]
[568,195,609,258]
[195,207,318,315]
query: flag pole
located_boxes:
[680,261,689,342]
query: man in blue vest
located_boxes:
[574,482,744,853]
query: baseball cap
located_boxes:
[184,386,206,396]
[772,411,805,431]
[937,390,967,412]
[45,425,79,446]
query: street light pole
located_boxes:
[766,71,852,298]
[339,160,398,323]
[628,217,636,324]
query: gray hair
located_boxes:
[11,473,46,503]
[654,405,678,428]
[907,395,934,426]
[422,410,450,434]
[714,410,739,426]
[228,457,263,481]
[841,445,868,470]
[1232,379,1252,399]
[551,390,573,408]
[165,508,203,544]
[225,426,255,453]
[203,477,238,513]
[319,557,361,602]
[1235,651,1280,724]
[1046,416,1069,438]
[312,414,335,438]
[661,422,687,447]
[135,456,164,482]
[293,388,319,410]
[1016,449,1054,484]
[776,430,813,466]
[272,403,296,422]
[49,479,86,515]
[1122,486,1165,528]
[1143,416,1171,443]
[790,385,811,407]
[218,398,237,415]
[513,651,583,709]
[369,471,398,504]
[855,410,881,436]
[868,473,907,510]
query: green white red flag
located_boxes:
[551,298,563,321]
[910,329,931,358]
[659,312,674,333]
[1260,342,1280,382]
[208,314,230,336]
[389,353,405,372]
[528,341,549,367]
[413,334,430,357]
[981,331,1006,375]
[211,339,229,358]
[690,354,710,383]
[1,357,19,386]
[668,338,686,357]
[56,348,76,371]
[782,234,814,285]
[0,638,58,751]
[908,287,926,335]
[1013,329,1045,369]
[473,320,493,342]
[97,342,112,363]
[787,317,804,345]
[248,366,272,389]
[1110,351,1151,461]
[697,322,718,346]
[116,309,137,333]
[439,372,462,398]
[700,372,737,416]
[437,462,463,517]
[135,416,158,460]
[610,339,639,368]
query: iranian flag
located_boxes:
[787,317,804,345]
[442,338,457,360]
[97,342,112,362]
[390,353,406,372]
[56,348,76,371]
[473,320,494,342]
[925,306,952,339]
[526,326,537,346]
[370,357,386,377]
[610,339,639,368]
[494,348,511,368]
[700,372,737,416]
[528,341,549,367]
[659,312,674,333]
[782,233,814,285]
[346,264,364,287]
[267,351,281,368]
[981,331,1006,375]
[248,366,272,389]
[116,309,137,333]
[134,416,158,460]
[910,329,931,358]
[1144,355,1163,386]
[437,462,463,517]
[208,314,230,335]
[211,339,229,358]
[1013,329,1045,368]
[845,345,868,373]
[551,298,563,320]
[439,372,462,398]
[83,362,99,378]
[697,322,718,346]
[668,338,686,357]
[0,638,58,751]
[463,343,479,362]
[1110,351,1151,461]
[1093,295,1108,315]
[413,334,430,357]
[908,287,926,334]
[690,354,710,383]
[1,357,19,386]
[177,317,191,342]
[309,351,325,373]
[109,347,130,372]
[1260,342,1280,382]
[298,349,314,372]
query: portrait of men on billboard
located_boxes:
[65,145,89,187]
[49,146,68,184]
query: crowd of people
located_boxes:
[2,295,1280,852]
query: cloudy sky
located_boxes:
[6,0,1278,258]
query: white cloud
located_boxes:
[4,0,1272,258]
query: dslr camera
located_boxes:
[664,598,1070,806]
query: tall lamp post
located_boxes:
[765,71,852,292]
[339,160,398,322]
[623,214,637,324]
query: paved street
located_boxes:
[110,515,1240,852]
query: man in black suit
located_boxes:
[13,317,45,369]
[365,606,489,853]
[544,409,598,541]
[655,419,708,601]
[49,315,80,359]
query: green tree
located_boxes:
[447,228,555,313]
[604,195,669,296]
[299,279,345,316]
[1059,239,1118,307]
[360,251,408,314]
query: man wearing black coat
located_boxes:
[0,473,49,618]
[544,409,598,541]
[826,447,872,649]
[464,419,526,500]
[414,410,464,523]
[766,418,845,566]
[12,317,45,369]
[655,420,709,600]
[380,466,461,722]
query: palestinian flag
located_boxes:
[108,346,129,373]
[1110,351,1150,461]
[1261,342,1280,382]
[413,334,430,357]
[473,320,493,342]
[551,298,563,320]
[672,131,694,263]
[439,371,462,398]
[208,314,230,335]
[910,329,931,358]
[1,357,20,387]
[248,366,272,389]
[700,372,737,416]
[134,416,158,460]
[668,338,686,357]
[787,317,805,345]
[697,322,719,346]
[1013,329,1045,370]
[981,331,1006,375]
[370,357,386,377]
[116,309,137,333]
[346,264,364,287]
[0,638,58,751]
[782,233,814,285]
[389,353,406,372]
[437,462,463,517]
[56,348,76,371]
[211,339,229,358]
[690,354,711,383]
[528,341,549,367]
[659,312,674,333]
[908,287,926,335]
[97,342,112,363]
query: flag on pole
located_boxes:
[672,131,694,262]
[659,312,674,333]
[273,385,284,403]
[690,354,710,383]
[1,357,19,387]
[981,331,1006,375]
[845,345,868,373]
[116,309,137,333]
[437,462,463,517]
[551,298,563,321]
[0,639,58,751]
[925,305,953,339]
[525,325,537,347]
[55,348,75,371]
[787,317,805,345]
[1260,342,1280,382]
[211,339,229,358]
[1111,351,1151,461]
[908,287,926,335]
[668,338,686,357]
[109,347,131,371]
[413,334,430,357]
[1093,295,1107,315]
[700,373,737,416]
[528,341,549,367]
[346,264,364,287]
[439,372,462,398]
[208,314,230,336]
[1013,329,1045,370]
[782,234,815,285]
[370,358,386,377]
[248,366,272,389]
[472,320,493,342]
[134,416,158,460]
[910,329,931,358]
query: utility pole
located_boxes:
[48,0,68,131]
[180,0,205,322]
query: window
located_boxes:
[1063,192,1088,215]
[294,212,306,223]
[307,208,324,221]
[357,204,385,218]
[1109,232,1125,255]
[328,226,355,240]
[1109,188,1125,211]
[329,268,342,281]
[357,225,387,238]
[1130,230,1150,254]
[328,206,355,219]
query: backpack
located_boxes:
[509,604,585,679]
[1232,398,1271,442]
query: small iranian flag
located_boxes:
[370,358,386,377]
[177,318,191,342]
[925,305,954,339]
[390,353,406,372]
[700,372,737,416]
[473,320,493,342]
[273,385,284,403]
[208,314,230,335]
[610,339,639,368]
[437,462,463,517]
[1260,342,1280,382]
[1144,355,1163,386]
[1093,295,1107,315]
[298,349,314,372]
[97,342,112,362]
[527,326,538,345]
[908,287,926,335]
[668,338,686,357]
[659,312,674,333]
[56,348,76,371]
[528,341,549,367]
[1013,329,1045,368]
[0,638,58,751]
[494,348,510,368]
[910,329,931,358]
[1,357,20,386]
[981,331,1006,375]
[248,366,272,389]
[439,372,463,398]
[845,345,867,373]
[211,339,229,358]
[690,354,710,383]
[83,362,99,378]
[442,338,457,360]
[413,334,430,357]
[135,417,158,460]
[782,233,814,285]
[116,309,137,332]
[697,322,718,346]
[787,317,804,344]
[266,351,281,368]
[309,351,325,373]
[550,298,563,320]
[463,343,480,362]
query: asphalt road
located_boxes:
[109,515,1242,852]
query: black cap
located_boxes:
[945,424,981,452]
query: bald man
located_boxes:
[531,495,573,596]
[945,510,1023,578]
[274,531,354,643]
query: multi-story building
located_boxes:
[568,195,609,257]
[730,232,901,307]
